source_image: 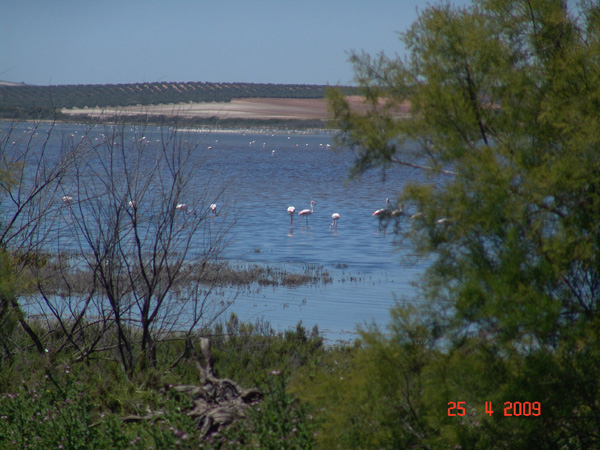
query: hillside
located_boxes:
[0,81,356,112]
[0,81,363,124]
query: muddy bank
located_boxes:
[34,258,332,297]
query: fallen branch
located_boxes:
[185,337,262,437]
[113,337,262,437]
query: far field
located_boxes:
[61,96,411,121]
[0,81,410,123]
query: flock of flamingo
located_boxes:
[62,195,408,232]
[61,195,218,217]
[287,197,405,232]
[287,201,341,230]
[371,197,405,229]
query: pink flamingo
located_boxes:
[372,198,392,229]
[287,206,296,226]
[298,201,316,225]
[330,213,340,230]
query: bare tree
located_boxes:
[61,118,233,373]
[1,117,235,373]
[0,119,91,356]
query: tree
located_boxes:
[322,0,600,447]
[53,119,233,373]
[0,119,89,357]
[0,117,234,375]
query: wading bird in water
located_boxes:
[391,204,404,230]
[330,212,340,231]
[61,196,73,213]
[210,203,217,215]
[372,198,391,229]
[298,201,316,225]
[287,206,296,226]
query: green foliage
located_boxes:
[220,373,317,449]
[0,320,321,449]
[0,251,21,364]
[296,306,440,449]
[325,0,600,448]
[0,366,210,449]
[0,370,111,449]
[211,314,324,385]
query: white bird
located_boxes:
[175,203,188,211]
[61,196,73,204]
[330,213,340,231]
[298,201,316,225]
[372,198,392,229]
[287,206,296,226]
[391,204,404,229]
[372,197,391,216]
[210,203,217,215]
[128,200,136,209]
[391,206,403,218]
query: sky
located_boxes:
[1,0,472,87]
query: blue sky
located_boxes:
[1,0,472,86]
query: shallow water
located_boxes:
[185,129,429,342]
[2,123,430,343]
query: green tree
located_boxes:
[320,0,600,447]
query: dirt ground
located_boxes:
[62,97,410,120]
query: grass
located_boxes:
[0,314,326,449]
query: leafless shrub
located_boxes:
[1,117,236,374]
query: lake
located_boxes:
[2,122,431,343]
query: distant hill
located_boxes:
[0,81,357,114]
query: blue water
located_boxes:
[1,122,431,343]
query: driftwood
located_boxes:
[177,337,262,436]
[121,338,261,438]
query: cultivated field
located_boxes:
[62,96,410,120]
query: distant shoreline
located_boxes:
[62,98,334,121]
[61,96,410,121]
[0,115,333,133]
[2,95,410,131]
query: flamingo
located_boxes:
[61,195,73,213]
[391,203,404,229]
[330,213,340,231]
[298,201,316,225]
[287,206,296,226]
[372,198,392,229]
